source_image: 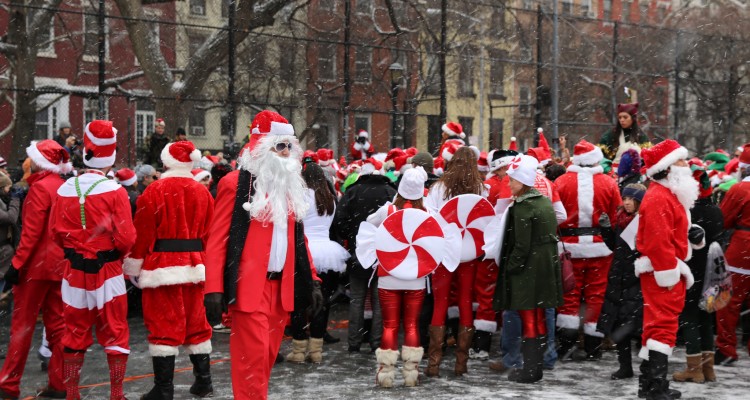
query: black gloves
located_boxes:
[599,213,616,251]
[10,185,26,201]
[4,265,20,286]
[309,280,324,318]
[204,293,225,327]
[688,225,706,245]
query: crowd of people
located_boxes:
[0,103,747,400]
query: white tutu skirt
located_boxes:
[308,240,350,274]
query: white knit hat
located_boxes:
[398,166,428,200]
[506,155,539,187]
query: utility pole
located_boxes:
[439,0,447,124]
[611,21,619,125]
[535,5,542,130]
[97,0,106,119]
[551,0,560,148]
[673,30,681,141]
[342,0,351,157]
[226,0,237,152]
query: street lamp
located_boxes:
[389,62,404,149]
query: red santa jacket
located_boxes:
[50,172,136,266]
[204,170,319,313]
[124,171,214,288]
[555,165,621,259]
[350,140,374,161]
[11,171,66,281]
[484,174,511,207]
[721,179,750,270]
[634,181,694,288]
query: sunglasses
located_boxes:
[274,142,292,152]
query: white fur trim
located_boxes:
[192,170,211,182]
[376,348,399,365]
[442,147,454,162]
[119,175,137,187]
[160,143,195,170]
[358,131,369,138]
[638,345,650,360]
[58,174,121,197]
[104,346,130,355]
[123,258,143,277]
[556,313,580,330]
[269,121,294,136]
[634,256,694,289]
[558,241,612,259]
[473,320,497,333]
[633,256,653,277]
[740,162,750,169]
[185,339,212,355]
[160,169,194,179]
[149,343,179,357]
[83,152,117,168]
[577,166,594,228]
[565,164,604,175]
[137,264,206,289]
[583,322,604,338]
[447,306,460,319]
[679,259,695,289]
[85,124,117,146]
[62,276,126,310]
[646,338,673,356]
[646,146,688,177]
[353,142,363,151]
[573,146,604,166]
[400,346,424,363]
[26,143,73,173]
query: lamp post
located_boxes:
[389,62,404,149]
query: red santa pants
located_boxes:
[62,262,130,354]
[557,256,611,336]
[142,284,212,356]
[640,274,685,356]
[518,308,547,339]
[431,262,477,327]
[473,260,499,332]
[716,272,750,359]
[229,279,289,400]
[0,280,65,397]
[378,288,425,350]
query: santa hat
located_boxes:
[739,143,750,169]
[199,155,218,171]
[358,130,369,139]
[393,154,410,174]
[247,110,293,152]
[489,149,519,172]
[433,157,445,176]
[385,148,406,162]
[725,157,739,175]
[155,118,165,127]
[527,147,550,166]
[114,168,137,187]
[477,151,489,173]
[689,159,712,199]
[359,158,382,175]
[83,120,118,168]
[508,136,518,151]
[161,141,201,171]
[26,139,72,174]
[0,157,7,168]
[572,139,604,166]
[317,148,334,166]
[442,121,465,140]
[303,150,319,164]
[641,139,688,178]
[536,128,551,164]
[617,102,639,117]
[338,156,347,169]
[398,166,428,200]
[441,139,464,162]
[191,168,211,182]
[506,155,539,187]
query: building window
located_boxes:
[279,41,296,82]
[424,43,440,95]
[189,107,205,136]
[603,0,612,20]
[83,97,108,125]
[656,4,667,20]
[355,47,371,83]
[427,115,441,154]
[562,0,573,15]
[490,4,505,35]
[489,50,506,98]
[458,117,473,139]
[622,1,631,21]
[135,110,155,151]
[581,0,592,16]
[523,0,534,10]
[29,11,55,55]
[458,48,475,97]
[318,42,336,81]
[490,118,504,150]
[190,0,206,16]
[188,32,206,59]
[639,0,649,22]
[319,0,335,11]
[519,86,531,117]
[354,114,371,136]
[83,11,108,59]
[221,0,233,18]
[356,0,371,14]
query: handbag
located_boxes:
[559,239,576,293]
[699,242,732,313]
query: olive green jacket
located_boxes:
[493,189,563,311]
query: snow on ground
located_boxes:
[1,304,748,399]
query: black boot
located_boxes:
[646,350,681,400]
[556,328,578,361]
[584,335,603,360]
[470,330,492,360]
[639,356,681,399]
[510,336,546,383]
[189,354,213,398]
[141,356,175,400]
[611,340,634,380]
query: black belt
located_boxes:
[266,271,282,280]
[736,225,750,232]
[559,227,602,237]
[64,248,121,274]
[153,239,204,252]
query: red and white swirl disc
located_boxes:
[439,194,495,262]
[375,209,445,280]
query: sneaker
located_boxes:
[212,323,231,334]
[715,350,737,366]
[469,349,489,360]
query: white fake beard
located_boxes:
[244,138,309,227]
[660,166,699,210]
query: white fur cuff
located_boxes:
[123,258,143,277]
[138,264,206,289]
[583,322,604,338]
[556,313,580,330]
[400,346,424,362]
[149,344,179,357]
[473,319,498,333]
[646,338,673,356]
[185,339,212,355]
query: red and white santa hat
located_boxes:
[360,157,383,175]
[114,168,137,186]
[477,151,490,173]
[246,110,294,152]
[641,139,688,178]
[155,118,165,128]
[572,139,604,166]
[738,143,750,169]
[317,148,334,166]
[442,139,464,162]
[358,130,369,138]
[83,120,118,168]
[161,141,201,171]
[26,139,72,174]
[506,155,539,187]
[442,121,465,140]
[508,136,518,151]
[191,168,211,182]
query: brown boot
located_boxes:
[702,351,716,382]
[426,326,445,377]
[455,325,474,376]
[489,360,509,373]
[672,354,705,383]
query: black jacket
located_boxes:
[147,134,170,169]
[685,197,724,305]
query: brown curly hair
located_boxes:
[438,146,484,200]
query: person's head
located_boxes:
[82,120,118,173]
[441,121,465,142]
[439,146,484,199]
[114,168,137,189]
[356,130,369,145]
[155,118,165,135]
[621,183,646,214]
[394,166,428,210]
[488,149,519,178]
[175,127,187,142]
[0,156,7,176]
[0,174,12,197]
[210,162,233,188]
[25,140,73,175]
[738,143,750,179]
[59,121,72,138]
[506,155,539,197]
[191,168,211,189]
[136,164,157,186]
[411,152,434,174]
[161,141,201,178]
[572,140,604,167]
[642,139,697,208]
[616,102,640,142]
[544,162,566,182]
[303,162,335,216]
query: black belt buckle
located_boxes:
[266,271,282,280]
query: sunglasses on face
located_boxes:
[274,142,292,152]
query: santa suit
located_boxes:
[634,182,694,357]
[350,140,374,161]
[50,171,135,354]
[124,171,214,357]
[0,171,66,398]
[204,170,319,400]
[555,165,621,336]
[716,177,750,359]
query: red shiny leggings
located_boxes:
[431,262,477,327]
[378,288,426,351]
[518,308,547,339]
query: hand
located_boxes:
[4,265,20,285]
[128,275,141,288]
[688,225,705,245]
[559,136,567,148]
[10,185,26,201]
[308,280,324,318]
[65,136,77,148]
[598,213,611,228]
[204,293,225,326]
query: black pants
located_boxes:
[290,271,340,340]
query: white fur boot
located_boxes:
[375,348,399,388]
[285,339,308,364]
[401,346,424,387]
